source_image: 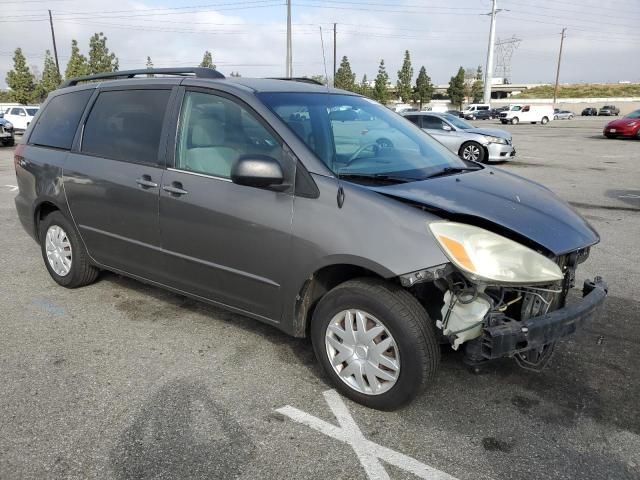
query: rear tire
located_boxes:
[310,278,440,410]
[511,117,519,125]
[39,211,99,288]
[541,116,549,125]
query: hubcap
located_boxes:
[45,225,72,277]
[463,145,481,161]
[325,309,400,395]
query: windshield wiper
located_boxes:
[337,173,421,184]
[424,166,481,179]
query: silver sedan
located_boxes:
[402,112,515,163]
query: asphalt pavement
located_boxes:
[0,116,639,480]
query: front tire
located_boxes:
[39,211,99,288]
[460,141,486,163]
[511,117,519,125]
[311,278,440,410]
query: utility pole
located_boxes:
[553,28,567,106]
[48,10,60,77]
[286,0,292,77]
[483,0,498,104]
[333,23,337,87]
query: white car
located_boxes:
[3,106,39,133]
[499,104,554,125]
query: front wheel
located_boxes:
[511,117,519,125]
[541,116,549,125]
[459,141,486,163]
[553,115,559,120]
[311,278,440,410]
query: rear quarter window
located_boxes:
[29,90,93,150]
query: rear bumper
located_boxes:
[481,277,608,359]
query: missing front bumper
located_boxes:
[480,277,608,359]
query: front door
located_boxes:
[64,88,173,280]
[159,89,294,321]
[421,115,460,152]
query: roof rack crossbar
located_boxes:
[61,67,225,88]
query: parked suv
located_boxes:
[0,115,15,146]
[598,105,620,116]
[14,68,607,410]
[3,105,39,133]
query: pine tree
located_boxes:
[309,74,326,84]
[471,65,484,103]
[230,71,242,77]
[200,51,216,69]
[146,56,154,77]
[65,39,89,79]
[359,74,371,98]
[447,66,466,109]
[334,56,356,91]
[373,60,389,104]
[414,66,434,109]
[34,50,62,101]
[396,50,413,103]
[5,48,36,105]
[88,33,119,74]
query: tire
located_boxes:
[569,115,574,119]
[511,117,519,125]
[39,211,99,288]
[554,115,558,120]
[310,278,440,410]
[605,134,616,139]
[459,141,486,163]
[541,116,549,125]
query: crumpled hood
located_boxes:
[464,127,511,139]
[369,167,599,256]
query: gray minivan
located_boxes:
[14,68,607,410]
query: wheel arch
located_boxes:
[33,200,65,243]
[291,261,392,338]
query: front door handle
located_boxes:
[136,175,158,189]
[162,182,188,196]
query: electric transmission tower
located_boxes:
[494,36,521,84]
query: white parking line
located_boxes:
[276,390,462,480]
[3,184,17,192]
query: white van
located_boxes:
[499,104,554,125]
[461,103,491,119]
[3,105,40,133]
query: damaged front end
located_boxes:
[400,222,608,371]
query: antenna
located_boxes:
[319,26,331,94]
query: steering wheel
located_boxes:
[345,138,394,166]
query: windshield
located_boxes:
[626,110,640,119]
[509,105,522,111]
[26,108,39,116]
[258,93,468,182]
[443,114,473,130]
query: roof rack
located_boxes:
[61,67,225,88]
[268,77,325,86]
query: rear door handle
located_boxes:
[162,182,188,196]
[136,175,158,189]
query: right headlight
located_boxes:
[485,135,507,144]
[429,222,563,285]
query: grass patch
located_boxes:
[517,83,640,99]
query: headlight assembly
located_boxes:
[429,222,563,285]
[485,135,507,144]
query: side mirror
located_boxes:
[231,155,286,189]
[442,124,453,132]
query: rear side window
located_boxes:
[82,89,171,165]
[29,90,93,150]
[405,115,421,126]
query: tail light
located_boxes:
[14,143,25,171]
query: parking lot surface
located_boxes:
[1,117,639,480]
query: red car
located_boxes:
[604,109,640,139]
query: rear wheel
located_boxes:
[311,278,440,410]
[460,141,486,163]
[39,211,99,288]
[511,117,519,125]
[541,116,549,125]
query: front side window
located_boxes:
[259,92,467,182]
[29,90,93,149]
[82,89,171,165]
[175,91,284,179]
[422,115,445,130]
[11,108,25,116]
[26,108,39,116]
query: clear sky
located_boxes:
[1,0,639,88]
